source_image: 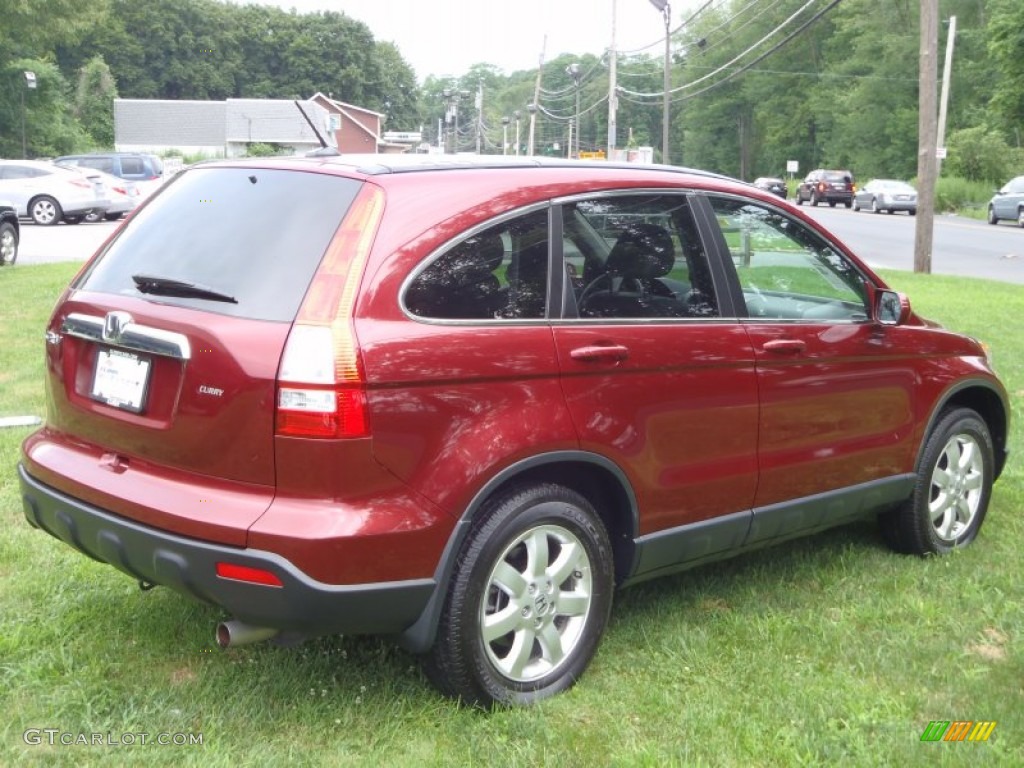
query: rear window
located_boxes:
[77,168,361,322]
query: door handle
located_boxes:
[762,339,806,354]
[569,344,630,363]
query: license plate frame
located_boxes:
[90,347,152,413]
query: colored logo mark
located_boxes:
[920,720,997,742]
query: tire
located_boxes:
[810,192,819,206]
[871,198,880,214]
[423,483,614,708]
[844,200,852,209]
[887,208,894,215]
[987,206,998,225]
[828,201,837,207]
[30,196,62,226]
[795,191,803,205]
[64,216,83,225]
[879,407,994,556]
[1017,208,1024,228]
[104,212,123,221]
[0,221,17,266]
[852,198,860,212]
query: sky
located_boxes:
[248,0,681,81]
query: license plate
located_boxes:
[91,348,151,413]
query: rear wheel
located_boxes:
[879,408,994,556]
[0,221,17,265]
[423,483,614,708]
[104,212,124,221]
[63,216,83,225]
[30,196,62,226]
[844,200,852,209]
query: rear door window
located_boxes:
[77,168,361,322]
[564,194,719,319]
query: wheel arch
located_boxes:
[923,379,1009,481]
[397,450,639,653]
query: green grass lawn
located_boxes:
[1,263,1021,767]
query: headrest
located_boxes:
[606,223,674,279]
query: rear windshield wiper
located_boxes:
[132,274,238,304]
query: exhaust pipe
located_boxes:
[215,620,279,649]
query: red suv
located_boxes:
[795,169,856,207]
[19,156,1009,707]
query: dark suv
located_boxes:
[19,156,1008,707]
[795,169,855,207]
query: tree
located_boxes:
[0,59,91,158]
[74,56,118,147]
[987,0,1024,142]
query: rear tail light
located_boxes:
[275,184,385,439]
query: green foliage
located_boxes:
[1,263,1022,766]
[243,142,286,157]
[73,56,118,147]
[987,0,1024,135]
[0,59,92,158]
[944,125,1023,184]
[933,175,1000,213]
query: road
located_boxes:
[14,203,1024,285]
[17,220,120,265]
[800,205,1024,285]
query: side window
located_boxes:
[80,157,115,174]
[708,196,868,321]
[121,157,144,176]
[564,194,719,319]
[405,209,549,320]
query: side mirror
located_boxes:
[875,289,911,325]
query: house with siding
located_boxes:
[308,93,407,154]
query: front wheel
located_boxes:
[879,407,994,556]
[987,206,998,225]
[0,221,17,265]
[423,483,614,707]
[1017,208,1024,228]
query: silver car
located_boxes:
[0,160,111,226]
[987,176,1024,227]
[853,179,917,215]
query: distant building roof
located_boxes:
[114,98,336,149]
[115,100,227,146]
[225,99,333,145]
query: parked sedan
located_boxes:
[986,175,1024,227]
[0,200,18,265]
[753,176,787,198]
[0,160,111,225]
[853,179,918,215]
[57,165,141,222]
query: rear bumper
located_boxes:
[19,463,434,637]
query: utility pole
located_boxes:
[528,36,546,156]
[914,0,938,274]
[607,0,618,158]
[475,81,483,155]
[936,15,957,177]
[649,0,671,164]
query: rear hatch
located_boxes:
[33,166,362,542]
